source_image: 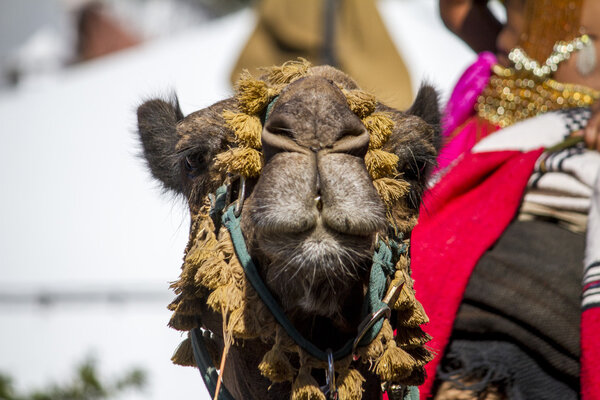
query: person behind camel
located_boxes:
[409,1,600,399]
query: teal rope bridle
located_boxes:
[190,183,416,399]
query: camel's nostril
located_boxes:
[315,196,323,211]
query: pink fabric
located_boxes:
[436,117,498,171]
[410,149,543,399]
[581,308,600,400]
[443,52,497,136]
[436,52,498,172]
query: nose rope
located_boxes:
[262,95,279,124]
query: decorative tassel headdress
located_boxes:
[477,0,599,128]
[168,59,432,400]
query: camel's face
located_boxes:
[243,76,387,317]
[137,65,440,321]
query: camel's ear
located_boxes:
[407,84,442,151]
[137,97,184,193]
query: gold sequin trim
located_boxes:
[476,65,599,128]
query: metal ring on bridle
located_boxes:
[351,305,391,357]
[234,176,246,217]
[325,348,338,399]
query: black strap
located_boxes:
[190,327,236,400]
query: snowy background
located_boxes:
[0,0,498,398]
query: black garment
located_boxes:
[438,220,585,399]
[439,339,576,400]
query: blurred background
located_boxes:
[0,0,502,398]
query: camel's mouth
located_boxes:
[252,214,377,317]
[242,150,388,317]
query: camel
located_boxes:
[137,60,441,400]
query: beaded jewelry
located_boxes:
[476,61,599,128]
[509,35,592,79]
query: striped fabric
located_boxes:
[583,261,600,310]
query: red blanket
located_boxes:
[410,149,543,399]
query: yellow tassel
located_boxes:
[205,251,237,288]
[172,298,204,315]
[337,368,365,400]
[222,110,262,149]
[215,147,263,178]
[292,365,326,400]
[394,254,410,272]
[356,317,394,364]
[365,149,400,180]
[364,112,395,150]
[258,346,295,383]
[397,299,430,328]
[225,255,246,291]
[398,367,426,386]
[168,313,198,331]
[206,283,244,314]
[244,290,278,340]
[405,346,435,368]
[167,296,181,311]
[235,71,271,115]
[171,337,196,367]
[373,178,410,207]
[258,327,296,382]
[380,319,395,342]
[196,256,229,290]
[343,89,377,119]
[394,283,416,311]
[183,232,219,283]
[394,326,432,349]
[265,58,311,85]
[227,306,262,340]
[389,212,419,237]
[392,270,416,311]
[168,279,193,298]
[215,226,235,258]
[375,341,415,382]
[184,235,213,266]
[359,335,385,364]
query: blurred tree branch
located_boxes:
[0,357,146,400]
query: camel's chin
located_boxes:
[257,224,375,317]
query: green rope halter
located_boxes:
[191,184,418,399]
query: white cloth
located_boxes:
[472,109,600,228]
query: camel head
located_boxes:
[138,60,440,399]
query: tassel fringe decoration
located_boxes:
[215,147,263,178]
[365,149,400,180]
[292,365,326,400]
[264,58,312,85]
[235,71,274,115]
[258,326,296,383]
[373,178,410,208]
[337,368,366,400]
[166,59,433,398]
[222,110,262,149]
[171,336,196,367]
[365,112,395,150]
[343,89,376,118]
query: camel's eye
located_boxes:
[184,153,206,174]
